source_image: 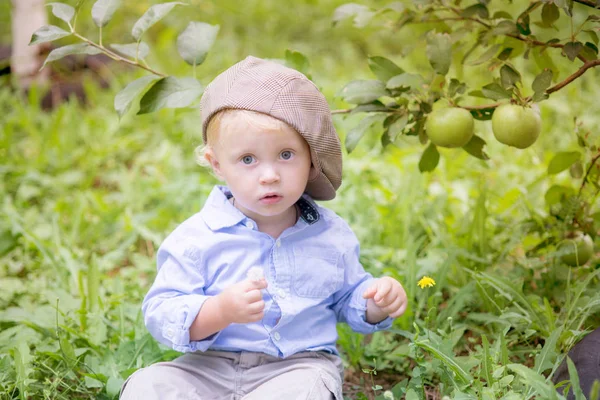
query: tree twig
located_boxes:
[332,59,600,114]
[578,152,600,197]
[545,58,600,94]
[573,0,600,9]
[72,32,167,78]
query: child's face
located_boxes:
[206,118,315,222]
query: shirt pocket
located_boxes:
[292,246,342,298]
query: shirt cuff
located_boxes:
[161,295,222,353]
[345,279,394,334]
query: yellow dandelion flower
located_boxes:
[417,276,436,289]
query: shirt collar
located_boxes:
[200,185,320,231]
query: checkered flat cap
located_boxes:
[200,56,342,201]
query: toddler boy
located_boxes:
[120,56,407,400]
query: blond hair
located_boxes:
[195,109,293,167]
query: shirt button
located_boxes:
[275,239,281,247]
[277,289,286,299]
[246,221,255,230]
[166,328,174,338]
[273,332,281,341]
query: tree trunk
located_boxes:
[11,0,49,89]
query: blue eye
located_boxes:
[242,155,254,164]
[281,151,292,160]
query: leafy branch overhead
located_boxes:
[29,0,600,174]
[333,0,600,171]
[31,0,219,117]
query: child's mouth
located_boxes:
[260,194,282,204]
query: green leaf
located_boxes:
[470,107,495,121]
[29,25,71,45]
[497,47,514,61]
[548,151,581,174]
[426,32,452,75]
[585,30,599,46]
[386,73,424,91]
[532,69,553,97]
[177,22,219,66]
[566,357,586,400]
[345,114,384,153]
[92,0,121,28]
[87,259,99,312]
[110,42,150,59]
[59,334,77,367]
[138,77,203,114]
[106,376,125,398]
[553,0,573,17]
[132,2,185,41]
[516,12,531,35]
[507,364,559,399]
[418,143,440,173]
[493,11,513,20]
[500,65,521,89]
[462,4,489,19]
[493,20,518,35]
[534,329,561,374]
[448,79,466,97]
[332,3,374,28]
[285,49,311,78]
[481,83,512,100]
[385,114,408,141]
[581,43,598,61]
[405,389,419,400]
[564,41,583,61]
[42,43,102,69]
[414,338,473,382]
[47,3,75,26]
[589,381,600,400]
[463,135,489,160]
[481,335,494,385]
[468,44,501,66]
[545,185,575,206]
[350,101,389,114]
[339,80,388,104]
[0,230,19,257]
[569,161,584,178]
[368,56,404,82]
[541,3,560,27]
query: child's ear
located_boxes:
[204,148,224,180]
[308,165,319,181]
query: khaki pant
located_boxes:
[120,350,344,400]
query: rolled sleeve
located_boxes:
[343,279,393,334]
[142,238,221,353]
[332,236,393,334]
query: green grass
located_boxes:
[2,0,600,398]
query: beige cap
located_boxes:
[200,56,342,201]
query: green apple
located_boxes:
[425,107,474,148]
[491,104,541,149]
[559,234,594,267]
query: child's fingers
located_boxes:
[244,289,263,302]
[248,300,265,314]
[373,280,393,302]
[244,278,268,291]
[389,299,408,318]
[375,292,398,308]
[362,284,378,299]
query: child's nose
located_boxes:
[259,165,280,184]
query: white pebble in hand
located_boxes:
[246,266,264,282]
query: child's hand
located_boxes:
[216,279,268,324]
[363,277,407,320]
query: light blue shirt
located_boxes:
[143,185,392,358]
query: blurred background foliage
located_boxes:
[1,0,599,399]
